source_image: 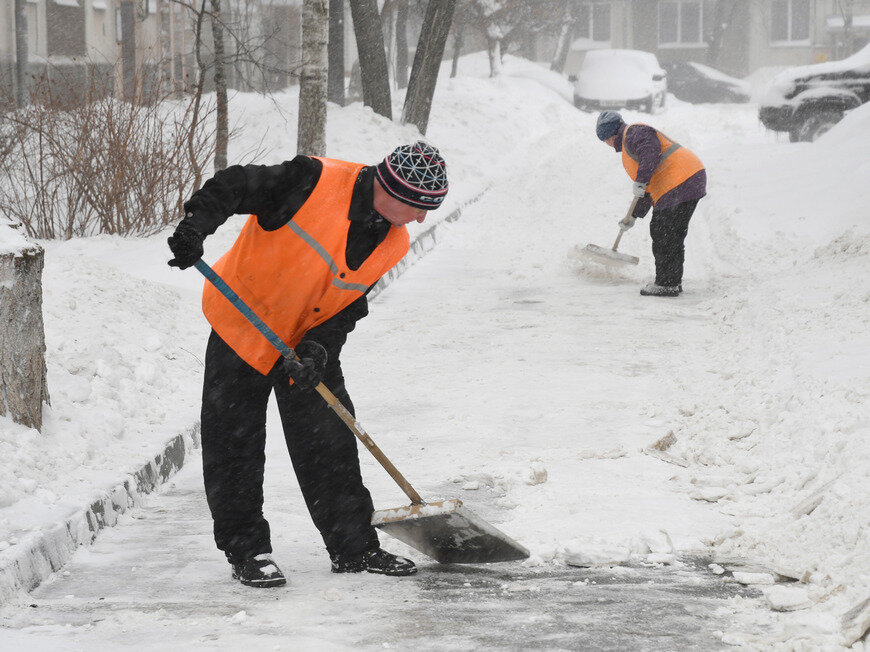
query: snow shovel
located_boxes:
[193,260,530,565]
[581,196,640,266]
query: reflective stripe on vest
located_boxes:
[621,124,704,204]
[285,220,372,292]
[202,158,410,375]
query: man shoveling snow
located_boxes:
[596,111,707,297]
[166,142,448,587]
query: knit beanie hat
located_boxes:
[596,111,625,141]
[376,141,448,210]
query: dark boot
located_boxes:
[331,548,417,576]
[640,282,681,297]
[231,553,287,588]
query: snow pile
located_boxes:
[655,100,870,646]
[0,216,31,257]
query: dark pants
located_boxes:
[200,330,379,563]
[649,199,699,287]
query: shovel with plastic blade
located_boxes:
[581,196,640,266]
[193,260,529,565]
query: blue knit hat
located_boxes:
[596,111,625,141]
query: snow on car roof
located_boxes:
[583,49,664,73]
[687,62,751,92]
[774,41,870,83]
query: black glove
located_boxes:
[281,341,328,391]
[167,220,205,269]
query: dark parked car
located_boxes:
[759,43,870,142]
[662,61,750,104]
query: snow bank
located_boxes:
[655,91,870,646]
[0,217,31,258]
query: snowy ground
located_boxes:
[1,53,868,648]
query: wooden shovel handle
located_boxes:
[191,261,425,506]
[314,382,425,505]
[612,196,641,251]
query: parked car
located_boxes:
[569,49,667,113]
[662,61,750,104]
[759,43,870,142]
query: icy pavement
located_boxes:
[0,457,766,651]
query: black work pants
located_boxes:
[649,199,699,287]
[200,330,379,563]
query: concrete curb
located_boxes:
[0,425,200,604]
[0,187,490,605]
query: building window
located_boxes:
[659,1,704,46]
[771,0,810,43]
[577,3,611,42]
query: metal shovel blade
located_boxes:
[581,243,639,266]
[372,499,530,564]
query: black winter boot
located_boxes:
[231,553,287,588]
[331,548,417,576]
[640,282,682,297]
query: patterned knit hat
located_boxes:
[376,141,448,210]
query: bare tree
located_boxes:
[707,0,741,69]
[450,1,476,78]
[475,0,505,77]
[298,0,328,156]
[120,0,137,100]
[14,0,28,107]
[836,0,856,56]
[395,0,410,89]
[402,0,456,134]
[211,0,229,170]
[550,0,576,73]
[349,0,392,119]
[328,0,345,105]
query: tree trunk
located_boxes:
[451,29,463,78]
[349,0,391,119]
[14,0,28,107]
[210,0,229,171]
[402,0,456,135]
[1,245,50,432]
[707,0,739,68]
[120,0,137,101]
[395,0,409,89]
[550,2,575,73]
[487,36,502,77]
[327,0,345,105]
[298,0,328,156]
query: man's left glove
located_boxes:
[631,181,647,198]
[619,216,637,231]
[167,221,205,269]
[281,341,328,391]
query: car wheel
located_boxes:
[797,110,842,142]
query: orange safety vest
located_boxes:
[202,158,410,375]
[621,124,704,204]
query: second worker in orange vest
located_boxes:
[166,142,449,587]
[596,111,707,297]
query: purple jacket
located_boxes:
[614,124,706,218]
